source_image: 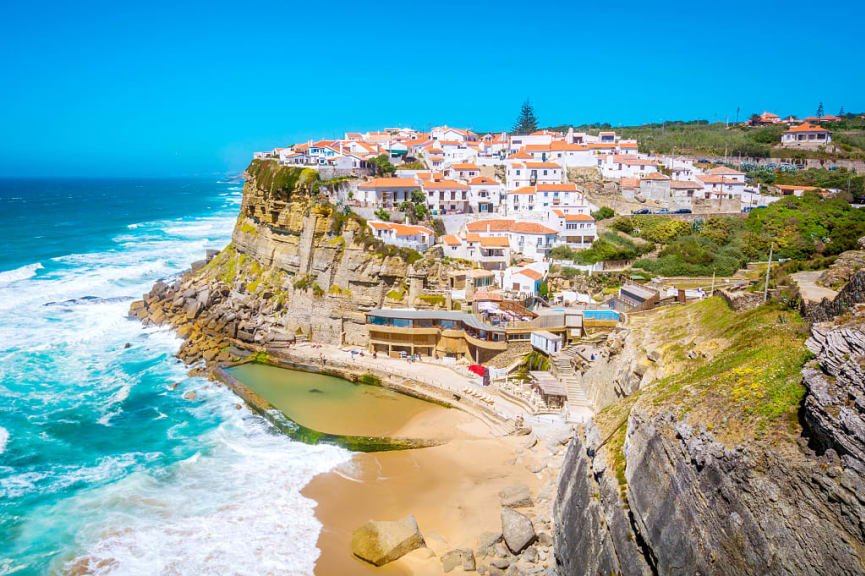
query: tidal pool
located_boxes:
[228,363,443,438]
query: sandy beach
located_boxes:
[303,404,560,575]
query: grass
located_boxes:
[417,294,446,307]
[644,297,811,442]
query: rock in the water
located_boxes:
[499,484,533,508]
[351,515,425,566]
[501,508,536,554]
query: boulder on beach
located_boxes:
[501,508,535,554]
[351,515,425,566]
[499,484,533,508]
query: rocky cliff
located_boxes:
[130,160,432,365]
[554,292,865,576]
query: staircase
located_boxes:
[551,344,593,422]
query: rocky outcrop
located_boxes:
[553,430,651,576]
[501,508,536,554]
[351,515,425,566]
[129,162,431,365]
[818,242,865,290]
[554,296,865,575]
[803,269,865,323]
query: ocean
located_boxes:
[0,179,350,575]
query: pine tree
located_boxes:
[817,102,825,117]
[839,105,845,116]
[512,99,539,134]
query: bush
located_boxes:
[591,206,615,221]
[417,294,446,306]
[374,207,391,221]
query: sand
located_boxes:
[302,407,548,575]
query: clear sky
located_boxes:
[2,0,863,177]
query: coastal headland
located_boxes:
[129,160,865,575]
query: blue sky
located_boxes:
[1,0,863,177]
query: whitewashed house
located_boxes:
[357,177,421,208]
[546,210,597,249]
[367,221,434,250]
[468,176,503,213]
[447,162,481,180]
[423,178,470,213]
[506,161,563,191]
[781,123,832,148]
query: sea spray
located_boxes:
[0,179,349,576]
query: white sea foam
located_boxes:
[62,399,350,576]
[0,263,43,285]
[0,184,349,576]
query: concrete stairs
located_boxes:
[551,344,593,422]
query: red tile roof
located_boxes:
[358,177,420,190]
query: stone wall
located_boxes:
[801,269,865,324]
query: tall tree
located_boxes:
[839,105,845,116]
[817,102,825,117]
[512,99,539,134]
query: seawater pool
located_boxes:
[227,363,444,438]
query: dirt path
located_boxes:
[791,271,839,302]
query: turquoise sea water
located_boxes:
[0,179,349,575]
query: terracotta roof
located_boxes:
[358,177,420,189]
[776,184,822,191]
[506,152,533,159]
[696,175,744,184]
[391,224,432,237]
[564,214,594,222]
[468,176,499,185]
[670,180,702,189]
[473,290,502,301]
[466,219,514,232]
[368,221,391,230]
[442,234,461,246]
[536,183,577,192]
[510,222,557,235]
[516,268,543,280]
[642,173,669,181]
[707,166,745,176]
[523,161,561,169]
[465,233,482,242]
[785,122,830,134]
[620,177,640,188]
[480,236,510,247]
[510,186,537,195]
[423,179,469,190]
[450,163,479,170]
[589,143,616,149]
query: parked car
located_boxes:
[655,208,670,214]
[633,208,651,215]
[673,208,692,214]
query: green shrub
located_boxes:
[417,294,446,307]
[591,206,615,220]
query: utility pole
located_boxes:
[711,268,716,297]
[763,242,774,304]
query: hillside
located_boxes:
[545,117,865,160]
[553,280,865,575]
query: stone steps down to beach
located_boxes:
[550,346,593,422]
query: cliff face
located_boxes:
[130,161,423,364]
[554,295,865,576]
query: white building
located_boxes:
[781,123,832,148]
[506,161,563,191]
[423,178,470,213]
[447,162,481,180]
[367,221,434,250]
[468,176,503,213]
[441,233,511,270]
[357,177,421,208]
[546,210,597,249]
[600,155,660,179]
